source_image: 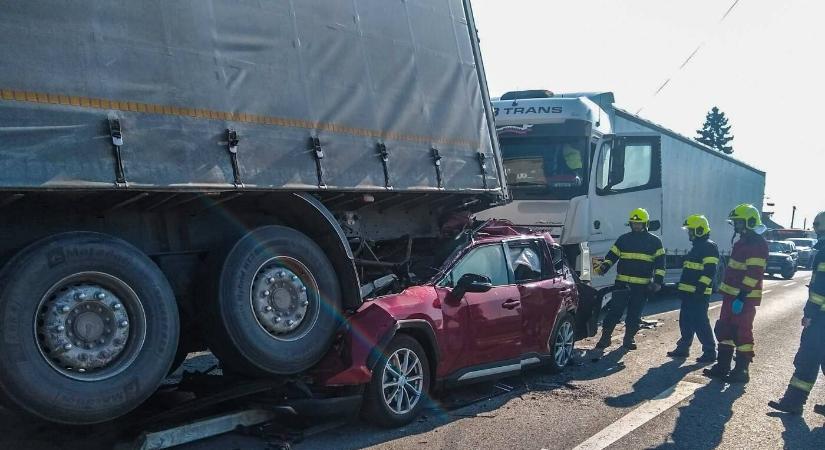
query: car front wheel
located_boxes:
[361,334,430,428]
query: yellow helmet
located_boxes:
[629,208,650,224]
[728,203,765,234]
[683,214,710,237]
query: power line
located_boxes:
[635,0,741,114]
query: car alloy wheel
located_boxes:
[553,320,575,368]
[381,347,425,416]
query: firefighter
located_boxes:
[703,203,768,383]
[594,208,665,350]
[768,211,825,415]
[667,214,720,362]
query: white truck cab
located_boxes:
[480,90,765,292]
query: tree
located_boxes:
[695,106,734,154]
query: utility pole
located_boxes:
[791,205,797,228]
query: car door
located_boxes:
[507,239,569,355]
[441,243,522,367]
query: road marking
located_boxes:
[782,282,795,287]
[709,303,723,311]
[763,290,772,294]
[571,380,706,450]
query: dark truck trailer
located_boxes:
[0,0,505,425]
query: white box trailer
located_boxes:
[479,91,766,290]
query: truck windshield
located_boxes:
[499,136,589,200]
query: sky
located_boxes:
[472,0,822,229]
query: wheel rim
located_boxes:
[552,321,574,367]
[249,256,321,342]
[381,348,424,415]
[34,272,147,381]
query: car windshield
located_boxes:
[499,136,590,200]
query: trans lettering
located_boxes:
[494,106,562,116]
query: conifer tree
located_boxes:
[696,107,734,154]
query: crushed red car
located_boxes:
[312,220,600,427]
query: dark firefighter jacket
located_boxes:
[804,240,825,319]
[602,231,666,285]
[718,232,769,304]
[677,235,720,296]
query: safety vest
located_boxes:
[602,231,666,285]
[677,236,720,297]
[718,232,768,304]
[804,241,825,318]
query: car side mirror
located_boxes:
[449,273,492,302]
[648,220,661,232]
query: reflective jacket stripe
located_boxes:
[810,292,825,305]
[678,283,696,293]
[654,248,666,257]
[818,262,825,272]
[620,252,656,262]
[728,259,747,270]
[655,269,666,277]
[719,283,740,296]
[737,344,754,352]
[683,261,703,270]
[745,257,767,268]
[742,276,758,288]
[616,274,651,284]
[699,275,712,286]
[703,256,720,265]
[747,290,762,299]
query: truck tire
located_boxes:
[203,226,342,376]
[0,232,179,424]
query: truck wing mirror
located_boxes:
[648,220,661,232]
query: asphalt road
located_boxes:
[1,271,821,449]
[294,271,823,450]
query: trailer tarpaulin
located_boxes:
[0,0,502,195]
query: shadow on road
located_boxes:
[654,380,746,450]
[604,359,703,408]
[769,411,825,450]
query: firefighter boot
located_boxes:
[726,354,751,384]
[623,327,639,350]
[595,325,615,349]
[703,345,733,379]
[768,387,808,415]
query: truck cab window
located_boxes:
[596,137,661,195]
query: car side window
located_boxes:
[443,244,510,287]
[509,241,547,283]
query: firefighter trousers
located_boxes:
[786,320,825,399]
[603,283,649,337]
[714,295,756,361]
[676,293,716,354]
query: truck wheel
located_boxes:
[362,334,430,428]
[0,232,179,424]
[782,268,795,280]
[547,314,575,373]
[203,226,342,375]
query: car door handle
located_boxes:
[502,299,521,309]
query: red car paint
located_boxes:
[312,222,579,387]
